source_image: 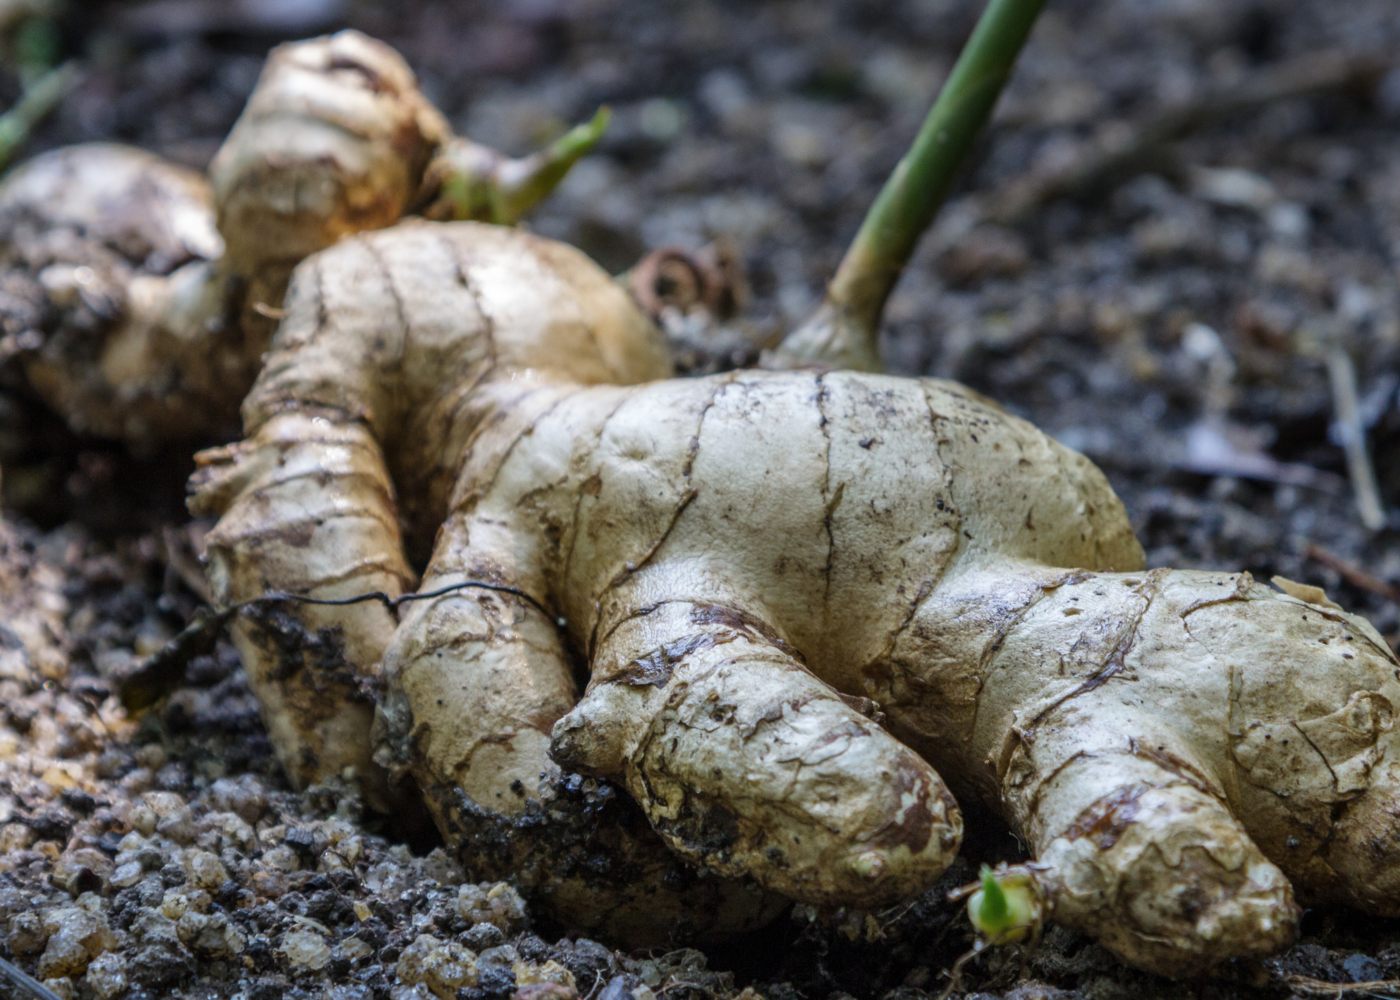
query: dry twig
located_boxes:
[1286,974,1400,998]
[0,956,63,1000]
[1305,542,1400,607]
[1327,347,1388,532]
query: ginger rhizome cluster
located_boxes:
[4,25,1400,981]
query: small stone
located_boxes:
[160,887,211,920]
[197,810,255,853]
[396,933,479,999]
[141,791,194,844]
[109,861,144,890]
[8,908,50,955]
[456,882,527,932]
[330,987,374,1000]
[127,805,157,838]
[186,850,229,890]
[462,921,505,951]
[208,776,268,824]
[41,977,76,1000]
[178,910,246,958]
[252,869,289,899]
[278,926,332,975]
[1343,953,1384,983]
[335,935,374,965]
[0,822,35,852]
[85,951,128,999]
[51,847,112,896]
[263,845,301,872]
[130,911,181,949]
[127,940,194,990]
[36,905,116,978]
[514,959,576,991]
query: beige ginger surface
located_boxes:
[189,218,1400,975]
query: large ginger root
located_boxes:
[0,30,601,449]
[10,9,1390,975]
[187,212,1400,973]
[179,14,1400,976]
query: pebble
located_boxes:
[8,908,49,954]
[456,882,528,932]
[278,926,332,975]
[186,849,229,890]
[108,861,144,890]
[160,887,211,920]
[515,957,577,991]
[84,951,129,999]
[41,977,76,1000]
[36,902,116,979]
[334,934,374,964]
[51,847,113,896]
[144,791,195,843]
[177,910,246,958]
[208,775,268,824]
[395,933,479,998]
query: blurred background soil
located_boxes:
[1,1,1398,998]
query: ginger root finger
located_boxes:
[375,512,782,944]
[191,410,413,806]
[210,30,447,300]
[552,597,962,907]
[892,562,1400,972]
[1031,753,1296,976]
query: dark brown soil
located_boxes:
[2,1,1398,998]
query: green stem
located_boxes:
[425,108,611,225]
[0,61,78,174]
[774,0,1044,370]
[494,106,611,224]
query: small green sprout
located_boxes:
[965,864,1043,946]
[421,107,611,226]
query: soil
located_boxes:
[2,1,1399,998]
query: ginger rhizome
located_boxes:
[0,30,602,449]
[9,17,1400,980]
[184,205,1400,972]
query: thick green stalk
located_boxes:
[773,0,1044,370]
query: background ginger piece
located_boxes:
[0,30,601,450]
